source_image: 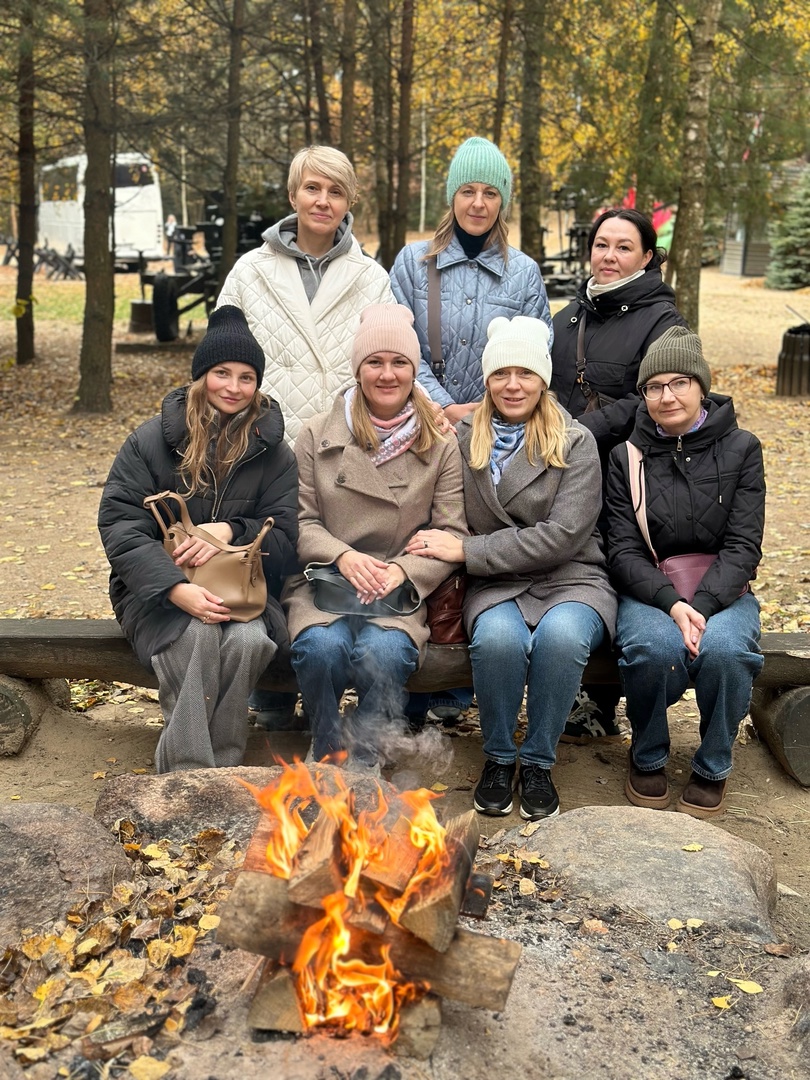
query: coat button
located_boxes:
[336,474,345,484]
[466,298,472,304]
[461,338,467,345]
[321,439,329,447]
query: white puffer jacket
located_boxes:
[218,229,394,444]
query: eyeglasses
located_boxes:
[640,376,694,400]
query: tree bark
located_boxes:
[633,0,676,218]
[75,0,115,413]
[16,0,36,366]
[218,0,245,289]
[305,0,333,144]
[338,0,357,160]
[518,0,544,263]
[368,3,395,267]
[492,0,514,146]
[392,0,415,257]
[670,0,723,332]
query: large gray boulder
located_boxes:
[512,804,777,941]
[0,802,130,949]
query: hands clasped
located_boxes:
[336,550,406,605]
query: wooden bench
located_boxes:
[0,618,808,785]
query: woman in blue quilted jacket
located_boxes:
[390,136,553,724]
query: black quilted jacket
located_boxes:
[98,387,299,669]
[605,394,765,620]
[550,261,687,458]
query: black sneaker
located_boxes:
[559,690,623,744]
[518,764,560,820]
[473,759,516,815]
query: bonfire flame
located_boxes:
[249,761,447,1037]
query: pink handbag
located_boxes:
[624,444,746,604]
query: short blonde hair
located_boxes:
[287,146,358,206]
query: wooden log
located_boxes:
[750,686,810,787]
[0,675,67,757]
[360,815,423,894]
[393,994,442,1059]
[399,809,480,953]
[346,885,389,936]
[247,961,307,1033]
[459,871,494,920]
[0,619,806,693]
[217,870,521,1011]
[287,810,345,908]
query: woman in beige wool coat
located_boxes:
[283,304,468,769]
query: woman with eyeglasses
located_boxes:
[606,327,765,819]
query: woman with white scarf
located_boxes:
[406,316,616,820]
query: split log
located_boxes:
[399,809,480,953]
[217,870,521,1012]
[0,675,67,756]
[287,811,344,907]
[750,686,810,787]
[247,961,306,1032]
[346,885,389,936]
[393,994,442,1059]
[459,871,494,920]
[360,815,423,894]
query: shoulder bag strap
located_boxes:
[624,443,658,564]
[426,258,444,385]
[144,491,273,554]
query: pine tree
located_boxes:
[766,168,810,290]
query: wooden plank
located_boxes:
[0,620,806,691]
[217,870,522,1012]
[398,810,480,953]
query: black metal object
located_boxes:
[776,323,810,396]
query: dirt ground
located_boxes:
[0,264,809,933]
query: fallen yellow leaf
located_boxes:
[518,878,536,896]
[92,771,107,781]
[127,1055,171,1080]
[430,782,448,792]
[40,583,56,590]
[667,918,685,930]
[198,914,220,932]
[728,979,763,994]
[666,941,678,953]
[712,995,733,1009]
[706,970,721,977]
[682,843,704,852]
[686,918,704,929]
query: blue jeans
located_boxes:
[616,592,763,780]
[470,600,606,768]
[290,617,419,763]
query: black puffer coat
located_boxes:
[98,387,299,669]
[605,394,765,621]
[550,261,687,458]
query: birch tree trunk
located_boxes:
[518,0,544,263]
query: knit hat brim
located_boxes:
[637,326,711,396]
[481,316,552,387]
[446,137,512,212]
[192,305,266,383]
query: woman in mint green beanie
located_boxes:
[390,135,553,726]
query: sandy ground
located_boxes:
[0,264,808,936]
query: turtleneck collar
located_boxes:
[454,220,492,259]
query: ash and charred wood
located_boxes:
[347,883,389,936]
[398,809,480,953]
[217,871,521,1011]
[287,810,345,907]
[360,815,423,893]
[393,993,442,1059]
[247,961,307,1033]
[459,870,494,920]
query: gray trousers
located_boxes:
[152,618,276,773]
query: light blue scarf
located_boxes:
[489,418,526,484]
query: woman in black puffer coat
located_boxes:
[98,306,298,773]
[606,327,765,820]
[551,208,688,742]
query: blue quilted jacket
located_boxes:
[390,236,552,407]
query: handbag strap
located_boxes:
[427,258,444,385]
[144,491,273,556]
[575,312,594,401]
[624,444,659,565]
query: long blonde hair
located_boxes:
[468,388,569,472]
[179,377,265,495]
[350,385,445,455]
[424,207,510,263]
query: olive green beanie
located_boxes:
[637,326,711,396]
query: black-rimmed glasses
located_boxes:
[640,376,695,400]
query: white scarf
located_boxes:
[586,267,647,301]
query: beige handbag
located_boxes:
[144,491,273,622]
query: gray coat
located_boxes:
[389,236,552,408]
[457,409,617,639]
[283,392,469,661]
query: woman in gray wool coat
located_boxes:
[407,316,616,820]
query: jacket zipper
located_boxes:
[209,445,267,521]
